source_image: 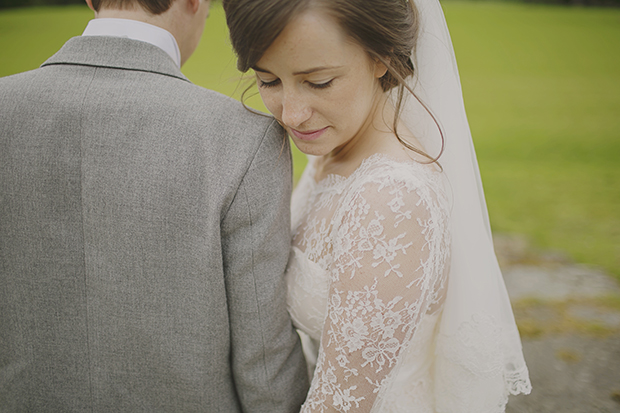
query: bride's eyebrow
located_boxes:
[252,66,272,74]
[252,65,343,75]
[292,66,343,75]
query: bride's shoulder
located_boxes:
[351,153,447,196]
[336,153,451,223]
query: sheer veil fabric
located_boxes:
[378,0,532,410]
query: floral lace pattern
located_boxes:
[434,313,532,413]
[286,154,451,412]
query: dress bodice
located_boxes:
[286,154,451,412]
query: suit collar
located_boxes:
[42,36,190,83]
[82,19,181,68]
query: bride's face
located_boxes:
[253,9,388,156]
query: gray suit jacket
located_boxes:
[0,35,308,412]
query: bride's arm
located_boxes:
[301,179,450,412]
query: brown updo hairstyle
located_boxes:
[223,0,443,162]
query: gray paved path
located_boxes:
[494,234,620,413]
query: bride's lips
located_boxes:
[289,127,328,141]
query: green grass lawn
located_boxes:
[443,2,620,278]
[1,2,619,278]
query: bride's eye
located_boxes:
[258,78,281,88]
[308,79,333,90]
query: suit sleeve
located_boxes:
[220,119,309,412]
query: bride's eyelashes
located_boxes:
[308,79,333,90]
[257,78,334,90]
[259,78,281,88]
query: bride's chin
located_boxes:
[289,139,328,157]
[293,145,324,157]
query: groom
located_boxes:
[0,0,308,411]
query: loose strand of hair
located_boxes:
[374,54,445,168]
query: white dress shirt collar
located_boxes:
[82,18,181,68]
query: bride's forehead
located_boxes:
[272,10,348,49]
[259,10,368,66]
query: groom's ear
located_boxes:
[85,0,95,12]
[186,0,201,14]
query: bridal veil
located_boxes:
[380,0,532,410]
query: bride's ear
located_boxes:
[373,57,389,79]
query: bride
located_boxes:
[223,0,532,411]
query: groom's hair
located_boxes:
[90,0,173,14]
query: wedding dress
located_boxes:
[284,0,531,411]
[287,154,451,412]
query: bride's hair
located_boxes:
[224,0,418,90]
[223,0,443,162]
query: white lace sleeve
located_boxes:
[301,174,450,412]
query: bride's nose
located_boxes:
[280,89,312,129]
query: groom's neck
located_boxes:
[88,0,206,67]
[92,7,170,30]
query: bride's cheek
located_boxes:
[260,93,282,118]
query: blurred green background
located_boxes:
[1,2,618,278]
